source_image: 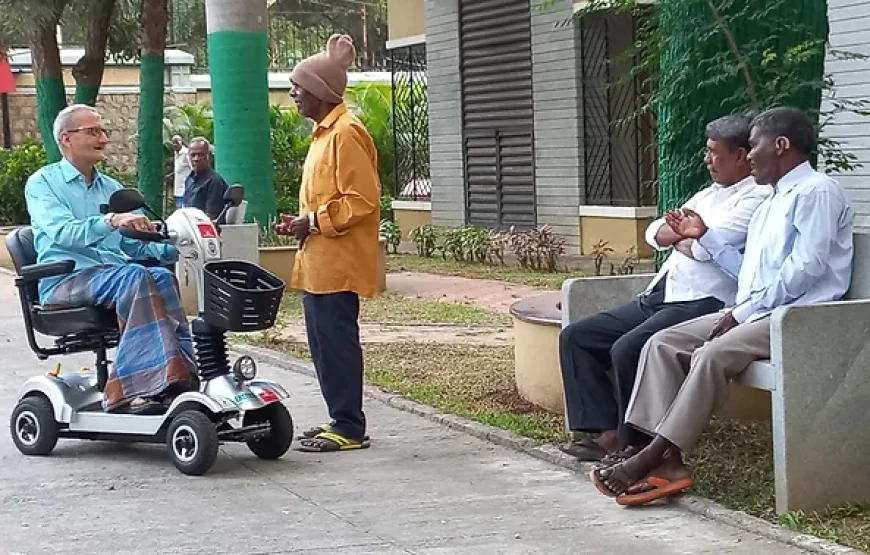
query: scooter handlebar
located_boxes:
[119,225,169,243]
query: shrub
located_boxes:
[0,139,47,226]
[379,219,402,254]
[409,224,438,258]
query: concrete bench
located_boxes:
[561,232,870,514]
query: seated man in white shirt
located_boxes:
[591,106,854,506]
[558,114,769,463]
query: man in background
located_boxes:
[171,135,191,209]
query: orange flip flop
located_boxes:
[616,475,694,506]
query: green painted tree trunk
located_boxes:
[656,0,829,217]
[137,0,168,213]
[72,0,117,106]
[205,0,275,227]
[30,2,68,163]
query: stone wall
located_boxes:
[0,91,196,172]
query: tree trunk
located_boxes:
[30,0,68,162]
[137,0,168,214]
[72,0,116,106]
[205,0,275,227]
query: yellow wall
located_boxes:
[580,216,654,259]
[14,66,141,88]
[388,0,425,41]
[394,208,431,239]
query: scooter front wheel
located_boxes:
[10,395,59,456]
[165,410,219,475]
[243,402,294,459]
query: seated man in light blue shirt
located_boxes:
[26,104,199,413]
[591,106,854,505]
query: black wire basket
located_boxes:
[202,260,285,332]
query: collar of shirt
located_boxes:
[773,161,813,196]
[59,158,102,188]
[313,103,348,138]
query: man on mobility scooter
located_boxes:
[7,104,295,475]
[26,104,195,414]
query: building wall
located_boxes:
[388,0,426,42]
[425,0,466,227]
[531,0,583,254]
[1,90,196,174]
[824,0,870,231]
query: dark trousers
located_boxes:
[303,291,366,441]
[558,278,724,446]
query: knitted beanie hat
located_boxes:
[290,34,356,103]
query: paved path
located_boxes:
[386,272,546,314]
[0,272,843,554]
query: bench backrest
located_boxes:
[846,232,870,300]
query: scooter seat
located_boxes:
[31,305,118,337]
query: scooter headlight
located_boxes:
[233,356,257,381]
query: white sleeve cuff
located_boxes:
[645,218,669,251]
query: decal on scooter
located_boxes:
[258,390,278,403]
[234,392,257,404]
[197,222,218,238]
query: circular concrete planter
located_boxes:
[258,245,297,287]
[509,292,564,414]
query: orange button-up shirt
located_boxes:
[291,103,382,298]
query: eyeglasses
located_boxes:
[65,126,111,139]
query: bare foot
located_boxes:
[625,454,692,495]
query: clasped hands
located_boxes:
[273,213,311,245]
[663,208,738,340]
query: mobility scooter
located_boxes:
[8,185,294,475]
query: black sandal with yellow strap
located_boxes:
[297,431,371,453]
[299,424,369,441]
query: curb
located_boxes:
[234,343,861,554]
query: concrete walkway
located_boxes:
[0,272,853,554]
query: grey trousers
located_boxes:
[624,311,771,452]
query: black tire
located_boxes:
[165,410,219,475]
[243,402,294,459]
[10,396,59,456]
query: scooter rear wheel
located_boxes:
[243,402,294,459]
[165,410,219,475]
[10,395,59,456]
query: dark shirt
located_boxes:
[182,168,228,218]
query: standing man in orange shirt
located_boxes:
[275,34,381,453]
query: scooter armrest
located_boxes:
[18,260,76,282]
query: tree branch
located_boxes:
[703,0,759,110]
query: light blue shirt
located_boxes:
[697,162,854,323]
[25,159,178,304]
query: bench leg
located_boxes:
[772,305,870,514]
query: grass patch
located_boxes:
[275,291,511,326]
[778,504,870,552]
[256,338,567,443]
[387,253,579,289]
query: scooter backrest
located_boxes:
[6,226,37,274]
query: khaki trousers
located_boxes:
[624,311,771,452]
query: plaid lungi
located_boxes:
[45,264,198,411]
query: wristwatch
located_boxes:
[307,211,320,234]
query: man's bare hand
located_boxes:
[273,213,294,235]
[708,311,738,340]
[665,208,708,239]
[289,214,310,245]
[111,213,154,232]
